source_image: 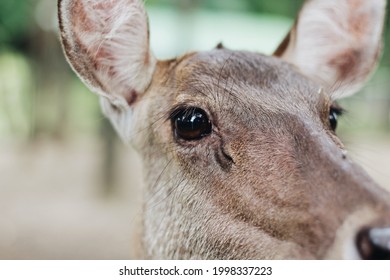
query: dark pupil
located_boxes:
[329,109,338,131]
[174,108,212,140]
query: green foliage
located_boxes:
[0,1,34,50]
[146,0,304,16]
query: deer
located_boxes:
[58,0,390,259]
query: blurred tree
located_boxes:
[0,1,33,51]
[100,118,119,196]
[245,0,303,15]
[0,0,75,140]
[385,3,390,64]
[383,3,390,131]
[146,0,304,16]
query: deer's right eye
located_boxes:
[171,107,212,141]
[329,105,344,132]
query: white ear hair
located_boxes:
[275,0,386,99]
[59,0,156,108]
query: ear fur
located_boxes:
[275,0,386,98]
[58,0,156,109]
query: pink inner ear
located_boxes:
[275,0,386,99]
[71,1,116,59]
[328,49,361,81]
[348,10,370,39]
[64,0,156,106]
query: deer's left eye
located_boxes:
[329,106,344,132]
[171,107,212,141]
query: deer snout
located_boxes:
[356,227,390,260]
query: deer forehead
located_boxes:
[137,49,337,173]
[151,49,328,124]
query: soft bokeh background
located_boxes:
[0,0,390,259]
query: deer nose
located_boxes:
[356,227,390,260]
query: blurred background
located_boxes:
[0,0,390,259]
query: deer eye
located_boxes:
[171,107,212,141]
[329,106,344,132]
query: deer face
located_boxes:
[59,0,390,259]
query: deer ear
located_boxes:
[58,0,156,108]
[274,0,386,98]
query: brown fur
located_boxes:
[137,51,390,259]
[58,0,390,259]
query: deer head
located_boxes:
[58,0,390,259]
